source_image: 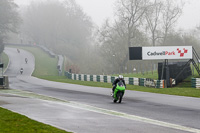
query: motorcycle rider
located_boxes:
[17,49,20,53]
[25,58,28,64]
[20,68,23,74]
[111,75,126,96]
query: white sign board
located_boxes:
[142,46,192,60]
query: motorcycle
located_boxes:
[112,81,125,103]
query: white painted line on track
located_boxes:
[1,89,200,133]
[68,101,200,133]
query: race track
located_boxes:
[1,47,200,133]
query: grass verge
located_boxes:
[0,107,70,133]
[38,75,200,98]
[114,71,159,79]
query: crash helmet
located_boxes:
[118,75,123,80]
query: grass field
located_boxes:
[114,71,159,79]
[0,107,70,133]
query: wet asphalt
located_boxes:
[0,47,200,133]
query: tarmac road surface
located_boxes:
[1,47,200,133]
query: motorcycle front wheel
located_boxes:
[113,99,117,103]
[119,95,122,103]
[118,92,123,103]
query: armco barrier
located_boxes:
[93,75,97,82]
[90,75,93,81]
[155,80,164,88]
[104,76,107,83]
[139,78,146,86]
[97,75,100,82]
[79,75,81,80]
[100,75,104,82]
[134,78,139,85]
[124,77,129,84]
[111,76,116,83]
[87,75,90,81]
[64,72,165,88]
[81,74,84,81]
[129,78,134,85]
[84,75,87,81]
[191,78,200,89]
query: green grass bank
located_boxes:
[0,107,70,133]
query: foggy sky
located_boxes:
[14,0,200,30]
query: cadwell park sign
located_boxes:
[129,46,193,60]
[129,46,195,88]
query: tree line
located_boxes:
[1,0,200,75]
[0,0,21,53]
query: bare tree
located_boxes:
[145,0,183,46]
[162,0,183,45]
[116,0,149,46]
[145,0,162,46]
[99,0,150,73]
[0,0,21,53]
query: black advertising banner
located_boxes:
[129,47,142,60]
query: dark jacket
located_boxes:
[112,78,126,88]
